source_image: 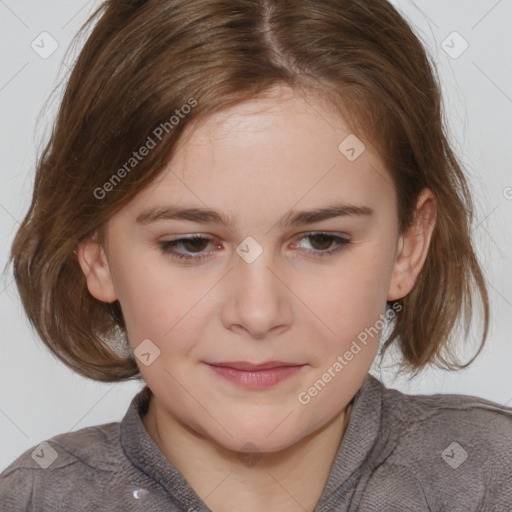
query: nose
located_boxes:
[220,248,293,339]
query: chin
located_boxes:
[229,436,298,456]
[208,421,304,455]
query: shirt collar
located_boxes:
[120,372,384,510]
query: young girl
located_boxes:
[1,0,511,510]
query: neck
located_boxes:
[142,396,353,512]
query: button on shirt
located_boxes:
[1,373,511,511]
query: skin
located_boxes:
[78,84,436,512]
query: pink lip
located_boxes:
[206,361,306,389]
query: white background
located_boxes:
[0,0,511,472]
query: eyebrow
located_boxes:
[136,202,375,228]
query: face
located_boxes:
[81,84,428,454]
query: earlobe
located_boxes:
[76,234,118,303]
[387,189,436,301]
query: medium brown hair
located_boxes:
[6,0,489,382]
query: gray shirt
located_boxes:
[1,373,511,511]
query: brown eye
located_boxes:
[294,233,352,258]
[308,234,337,251]
[159,236,217,261]
[180,237,210,253]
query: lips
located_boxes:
[207,361,303,371]
[206,361,306,389]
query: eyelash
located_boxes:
[158,233,352,261]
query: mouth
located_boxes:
[207,361,304,371]
[205,361,307,389]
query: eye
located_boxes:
[158,232,352,262]
[159,235,218,261]
[293,233,352,258]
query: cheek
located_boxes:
[110,252,192,348]
[315,249,393,334]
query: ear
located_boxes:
[76,232,118,303]
[387,188,437,301]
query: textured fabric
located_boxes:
[1,373,511,511]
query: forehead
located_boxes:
[119,86,396,227]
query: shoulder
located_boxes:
[382,382,512,454]
[0,421,122,511]
[368,380,512,510]
[2,420,122,474]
